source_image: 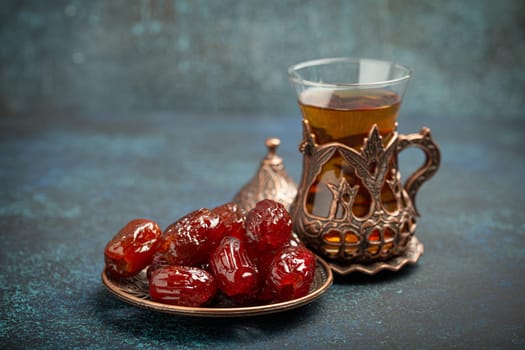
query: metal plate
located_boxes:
[326,236,424,275]
[101,256,333,317]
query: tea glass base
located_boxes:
[327,236,424,275]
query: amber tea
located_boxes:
[299,88,401,147]
[298,88,401,219]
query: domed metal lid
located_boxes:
[233,137,298,212]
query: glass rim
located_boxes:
[288,57,412,88]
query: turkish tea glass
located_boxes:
[288,58,440,267]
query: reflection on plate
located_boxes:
[101,256,333,317]
[327,236,424,275]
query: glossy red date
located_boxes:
[259,245,316,302]
[149,265,217,307]
[211,202,246,240]
[244,199,292,254]
[104,219,162,278]
[210,236,260,298]
[161,208,226,266]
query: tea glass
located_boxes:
[288,58,440,269]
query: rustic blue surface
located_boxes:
[1,110,524,349]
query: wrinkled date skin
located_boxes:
[104,219,162,278]
[244,199,292,254]
[211,203,246,240]
[210,236,260,298]
[149,265,217,307]
[259,245,316,302]
[161,208,226,266]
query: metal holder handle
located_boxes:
[397,127,441,215]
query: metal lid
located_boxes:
[233,137,298,212]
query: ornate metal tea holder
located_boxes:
[289,120,440,275]
[233,124,439,275]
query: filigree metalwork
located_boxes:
[106,270,151,300]
[291,120,440,267]
[328,236,424,275]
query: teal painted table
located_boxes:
[1,112,524,349]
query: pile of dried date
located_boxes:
[104,199,316,307]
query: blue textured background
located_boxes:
[1,0,524,120]
[1,1,525,349]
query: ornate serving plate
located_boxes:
[102,256,333,317]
